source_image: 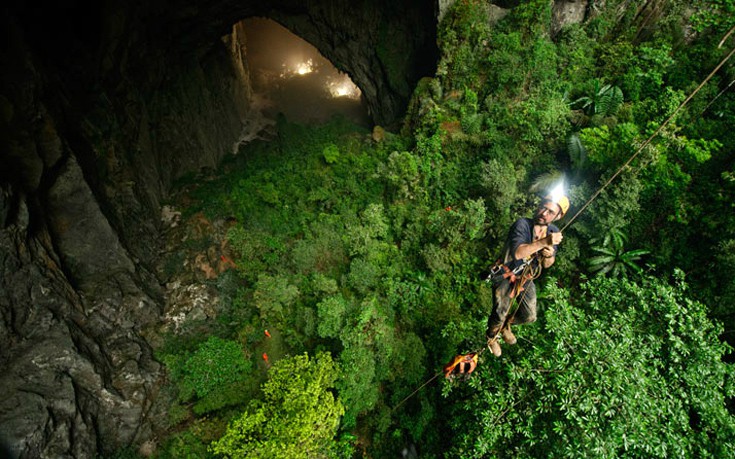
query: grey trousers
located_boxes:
[485,276,537,337]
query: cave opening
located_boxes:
[237,17,370,143]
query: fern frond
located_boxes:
[596,85,624,116]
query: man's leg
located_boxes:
[497,280,537,346]
[486,277,513,338]
[499,281,537,346]
[512,281,537,325]
[485,277,514,356]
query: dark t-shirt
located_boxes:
[504,217,559,271]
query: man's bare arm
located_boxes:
[514,232,563,262]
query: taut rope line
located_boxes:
[561,32,735,232]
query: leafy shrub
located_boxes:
[322,143,340,164]
[291,218,346,276]
[336,344,379,427]
[252,274,300,324]
[378,151,421,200]
[691,0,735,32]
[178,337,251,402]
[211,352,345,458]
[156,429,217,459]
[316,295,350,338]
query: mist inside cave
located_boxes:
[240,18,369,134]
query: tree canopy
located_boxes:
[211,352,344,459]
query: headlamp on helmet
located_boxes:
[545,182,570,217]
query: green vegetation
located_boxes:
[163,336,253,415]
[588,227,649,278]
[149,1,735,458]
[212,353,345,458]
[447,272,735,458]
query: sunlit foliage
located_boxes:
[211,352,345,458]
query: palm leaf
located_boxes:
[589,254,615,273]
[624,249,649,258]
[608,228,627,251]
[570,95,593,111]
[624,259,645,274]
[591,246,615,256]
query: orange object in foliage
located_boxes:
[443,353,478,379]
[262,353,269,363]
[220,255,237,268]
[264,330,271,338]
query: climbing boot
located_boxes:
[486,337,502,357]
[501,324,517,345]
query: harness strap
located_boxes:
[498,264,534,298]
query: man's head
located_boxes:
[534,195,569,225]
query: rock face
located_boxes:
[0,1,437,457]
[551,0,589,37]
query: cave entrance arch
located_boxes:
[214,0,439,127]
[238,17,370,128]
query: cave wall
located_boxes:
[0,6,253,459]
[0,8,252,457]
[0,1,438,457]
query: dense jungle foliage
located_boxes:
[138,1,735,457]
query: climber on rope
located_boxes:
[484,187,569,357]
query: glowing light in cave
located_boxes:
[279,58,316,77]
[327,76,361,99]
[295,59,314,75]
[240,17,368,126]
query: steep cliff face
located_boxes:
[0,11,230,456]
[0,1,437,457]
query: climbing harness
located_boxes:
[487,256,543,297]
[485,259,541,342]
